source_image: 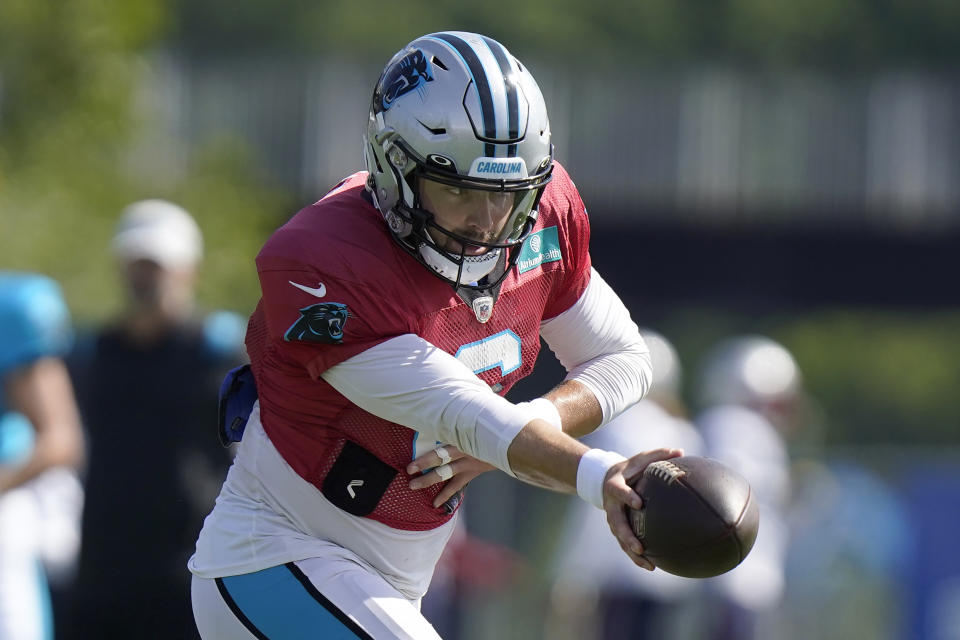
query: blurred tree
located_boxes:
[171,0,313,55]
[780,311,960,445]
[0,0,166,316]
[0,0,289,322]
[165,0,960,68]
[171,138,289,316]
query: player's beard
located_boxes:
[436,226,501,257]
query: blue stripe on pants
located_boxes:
[218,564,372,639]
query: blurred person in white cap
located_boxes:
[61,200,245,640]
[548,329,706,640]
[694,335,801,640]
[110,199,204,338]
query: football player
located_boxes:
[0,272,84,640]
[695,336,800,640]
[189,31,679,639]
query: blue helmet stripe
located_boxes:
[432,33,497,157]
[481,36,519,158]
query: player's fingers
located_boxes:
[609,449,682,511]
[605,506,654,571]
[432,474,472,507]
[603,466,644,511]
[406,444,463,475]
[632,553,655,571]
[408,462,455,490]
[607,507,643,553]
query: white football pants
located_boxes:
[192,554,443,640]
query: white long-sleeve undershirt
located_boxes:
[321,334,530,474]
[540,268,651,425]
[320,267,649,476]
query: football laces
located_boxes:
[646,460,686,484]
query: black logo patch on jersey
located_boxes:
[322,441,397,516]
[376,49,433,112]
[284,302,350,344]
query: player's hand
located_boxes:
[406,445,496,508]
[601,447,683,571]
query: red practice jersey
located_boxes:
[245,161,592,531]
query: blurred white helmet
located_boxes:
[697,335,801,410]
[364,31,553,290]
[640,328,682,401]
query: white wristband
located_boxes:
[515,397,563,431]
[576,448,627,509]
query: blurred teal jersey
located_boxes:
[0,272,73,460]
[0,272,73,379]
[0,272,76,640]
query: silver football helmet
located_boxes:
[364,31,553,289]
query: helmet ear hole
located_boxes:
[388,145,410,171]
[385,210,412,237]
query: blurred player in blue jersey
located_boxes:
[190,31,680,640]
[0,272,85,640]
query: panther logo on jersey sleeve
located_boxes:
[283,302,351,344]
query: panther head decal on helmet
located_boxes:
[364,31,553,291]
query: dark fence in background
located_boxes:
[587,216,959,313]
[136,55,960,231]
[127,54,960,319]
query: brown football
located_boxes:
[627,456,759,578]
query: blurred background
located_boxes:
[1,1,958,638]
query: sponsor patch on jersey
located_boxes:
[517,226,562,274]
[468,157,528,179]
[283,302,350,344]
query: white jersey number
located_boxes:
[413,330,523,461]
[454,329,522,376]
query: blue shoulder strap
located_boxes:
[218,364,258,446]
